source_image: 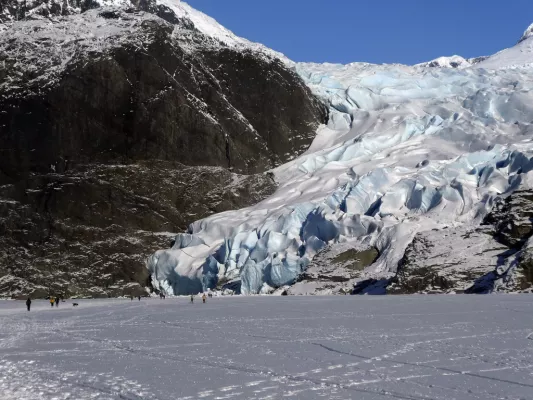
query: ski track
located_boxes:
[0,296,533,399]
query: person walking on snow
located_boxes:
[26,297,31,311]
[49,297,55,307]
[202,293,206,304]
[55,296,60,307]
[190,295,194,304]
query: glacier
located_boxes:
[147,6,533,295]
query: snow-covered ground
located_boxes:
[1,296,533,399]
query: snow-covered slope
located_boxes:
[0,0,288,61]
[148,24,533,295]
[156,0,288,61]
[476,34,533,69]
[519,22,533,43]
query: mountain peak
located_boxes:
[415,55,470,69]
[519,22,533,43]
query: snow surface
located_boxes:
[149,33,533,295]
[1,296,532,399]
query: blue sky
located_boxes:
[185,0,533,65]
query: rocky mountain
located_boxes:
[0,0,325,298]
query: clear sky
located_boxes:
[185,0,533,65]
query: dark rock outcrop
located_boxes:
[390,190,533,294]
[0,4,326,298]
[287,242,379,295]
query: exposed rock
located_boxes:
[0,162,277,298]
[287,241,378,295]
[388,227,507,294]
[515,239,533,290]
[482,190,533,248]
[0,4,325,298]
[0,9,325,180]
[390,189,533,294]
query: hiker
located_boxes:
[26,297,31,312]
[208,293,213,299]
[202,293,206,304]
[138,296,141,301]
[49,297,55,307]
[55,296,60,307]
[190,295,194,304]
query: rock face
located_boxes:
[0,3,325,298]
[287,241,379,295]
[389,190,533,294]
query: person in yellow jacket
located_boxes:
[49,297,55,307]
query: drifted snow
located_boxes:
[149,32,533,295]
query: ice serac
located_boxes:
[148,26,533,295]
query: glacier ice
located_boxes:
[147,30,533,295]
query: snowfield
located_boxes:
[1,296,533,399]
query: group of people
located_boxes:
[24,292,215,311]
[24,295,62,311]
[189,293,213,304]
[49,296,62,307]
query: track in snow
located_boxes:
[1,295,533,399]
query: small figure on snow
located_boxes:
[190,295,194,304]
[55,296,60,307]
[138,296,141,301]
[26,297,31,312]
[49,297,55,307]
[202,293,206,304]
